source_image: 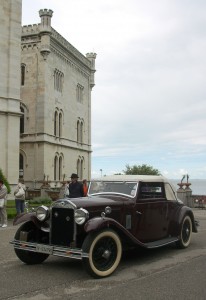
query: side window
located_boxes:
[165,183,177,201]
[139,182,165,199]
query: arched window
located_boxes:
[54,156,58,180]
[21,64,26,86]
[54,69,64,92]
[77,120,80,143]
[77,119,84,143]
[19,153,24,178]
[20,106,24,134]
[77,159,81,179]
[81,159,84,180]
[76,84,84,103]
[54,111,58,136]
[59,113,62,137]
[80,121,83,144]
[59,156,62,181]
[77,156,84,180]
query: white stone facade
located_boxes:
[20,9,96,187]
[0,3,96,192]
[0,0,22,186]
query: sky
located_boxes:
[22,0,206,179]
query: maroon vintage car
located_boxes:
[10,175,198,278]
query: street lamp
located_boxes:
[100,169,102,177]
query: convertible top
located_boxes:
[91,175,170,183]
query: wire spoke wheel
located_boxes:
[176,215,192,249]
[14,221,49,264]
[82,229,122,278]
[92,236,118,271]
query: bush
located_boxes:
[28,197,52,205]
[0,168,11,194]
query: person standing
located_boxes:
[14,181,26,215]
[64,181,70,198]
[0,179,8,228]
[68,173,84,198]
[82,179,88,197]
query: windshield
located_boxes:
[88,181,138,198]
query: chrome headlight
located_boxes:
[36,205,49,221]
[75,208,89,225]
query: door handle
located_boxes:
[136,211,142,215]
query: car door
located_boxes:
[133,181,169,242]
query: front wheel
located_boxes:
[14,222,49,264]
[82,229,122,278]
[176,215,192,249]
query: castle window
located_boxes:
[54,110,63,137]
[59,156,62,181]
[59,113,62,137]
[19,153,24,178]
[77,119,83,143]
[54,155,58,181]
[77,157,84,180]
[21,64,26,86]
[54,154,63,181]
[54,69,64,92]
[54,111,58,136]
[20,106,25,134]
[76,84,84,103]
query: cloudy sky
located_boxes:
[22,0,206,179]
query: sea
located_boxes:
[169,179,206,195]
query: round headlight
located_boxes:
[75,208,89,225]
[36,205,49,221]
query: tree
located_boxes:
[123,164,161,176]
[0,169,11,194]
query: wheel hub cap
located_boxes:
[102,249,111,259]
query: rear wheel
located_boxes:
[82,229,122,278]
[14,222,49,264]
[176,215,192,249]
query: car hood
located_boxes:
[69,195,124,209]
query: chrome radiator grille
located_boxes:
[50,207,75,246]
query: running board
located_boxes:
[144,237,179,249]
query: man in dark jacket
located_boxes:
[68,173,84,198]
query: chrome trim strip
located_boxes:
[10,240,89,260]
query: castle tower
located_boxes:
[39,9,53,60]
[20,9,97,186]
[0,0,22,185]
[86,52,97,89]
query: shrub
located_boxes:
[0,168,11,194]
[29,197,52,205]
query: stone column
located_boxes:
[177,183,187,205]
[85,53,97,179]
[185,183,193,208]
[0,0,22,187]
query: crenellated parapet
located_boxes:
[39,9,53,29]
[22,24,40,35]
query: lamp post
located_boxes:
[100,169,103,177]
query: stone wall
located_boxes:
[0,0,22,187]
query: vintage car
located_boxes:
[10,175,198,278]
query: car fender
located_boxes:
[13,212,42,229]
[84,217,146,248]
[175,206,198,233]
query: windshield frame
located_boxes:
[88,180,138,198]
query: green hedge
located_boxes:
[0,168,11,194]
